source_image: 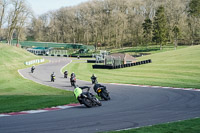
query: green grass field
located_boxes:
[66,45,200,132]
[1,43,200,132]
[71,45,187,57]
[66,45,200,89]
[0,44,77,113]
[105,118,200,133]
[108,45,187,55]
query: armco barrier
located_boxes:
[92,59,152,69]
[141,61,145,64]
[87,60,104,63]
[37,54,68,57]
[71,55,92,58]
[24,59,45,66]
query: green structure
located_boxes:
[27,47,68,56]
[3,40,95,50]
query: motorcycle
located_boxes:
[74,86,102,108]
[70,76,76,86]
[91,77,97,84]
[51,75,55,82]
[64,72,68,78]
[93,84,110,101]
[31,67,35,73]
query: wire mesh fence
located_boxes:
[105,56,123,66]
[49,50,68,55]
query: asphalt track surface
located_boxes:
[1,57,200,133]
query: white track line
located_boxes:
[0,114,10,117]
[22,110,48,114]
[0,104,81,117]
[110,83,199,92]
[17,70,28,79]
[60,60,72,75]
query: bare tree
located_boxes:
[16,6,32,44]
[0,0,9,40]
[0,0,8,29]
[7,0,29,45]
[27,0,198,48]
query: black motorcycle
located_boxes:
[51,75,55,82]
[31,67,35,73]
[75,86,102,108]
[64,72,68,78]
[93,84,110,100]
[70,77,76,86]
[91,77,97,84]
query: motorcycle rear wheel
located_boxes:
[101,91,110,101]
[82,98,93,108]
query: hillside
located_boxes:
[0,44,76,113]
[0,44,37,66]
[66,45,200,89]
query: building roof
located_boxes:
[109,53,125,59]
[124,53,137,61]
[108,53,137,61]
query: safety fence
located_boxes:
[92,59,152,69]
[24,59,45,65]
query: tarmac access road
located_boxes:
[1,57,200,133]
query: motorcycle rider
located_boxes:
[91,74,97,84]
[64,70,68,78]
[31,65,35,73]
[93,81,110,100]
[51,72,55,82]
[74,85,91,103]
[93,81,106,93]
[70,72,76,86]
[71,72,76,78]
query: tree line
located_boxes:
[0,0,31,44]
[0,0,199,50]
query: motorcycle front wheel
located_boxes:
[93,97,102,106]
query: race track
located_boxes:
[0,57,200,133]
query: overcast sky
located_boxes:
[27,0,89,16]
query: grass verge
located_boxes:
[65,45,200,133]
[108,45,187,55]
[0,95,75,113]
[65,45,200,89]
[104,118,200,133]
[0,44,77,113]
